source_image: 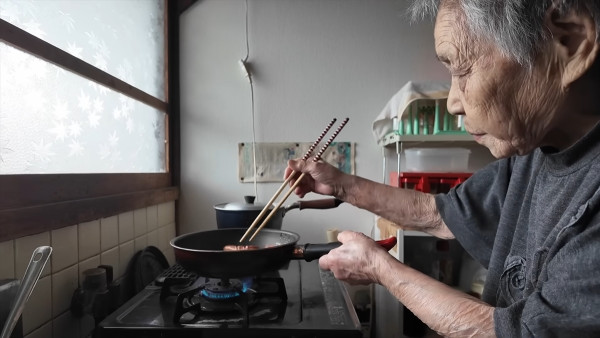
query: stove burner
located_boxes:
[161,274,288,327]
[97,262,363,338]
[200,277,254,300]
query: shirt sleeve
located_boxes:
[434,158,512,268]
[494,203,600,337]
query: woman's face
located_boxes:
[434,4,564,158]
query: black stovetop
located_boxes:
[97,260,361,338]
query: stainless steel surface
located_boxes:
[1,246,52,338]
[0,280,21,338]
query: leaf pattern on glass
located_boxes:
[0,0,166,174]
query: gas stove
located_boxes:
[97,260,362,338]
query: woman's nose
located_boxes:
[447,78,464,115]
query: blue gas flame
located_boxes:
[200,289,240,299]
[200,277,254,300]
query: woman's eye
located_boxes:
[452,69,470,78]
[450,64,471,78]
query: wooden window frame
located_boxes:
[0,0,182,242]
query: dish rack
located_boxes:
[394,99,466,136]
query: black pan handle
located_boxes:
[294,242,342,262]
[293,237,397,262]
[298,198,343,210]
[285,198,343,212]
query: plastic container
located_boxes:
[404,148,470,172]
[389,172,472,192]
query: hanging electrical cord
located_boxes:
[241,0,258,200]
[243,0,250,63]
[250,77,257,201]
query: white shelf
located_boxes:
[379,132,474,147]
[403,230,432,237]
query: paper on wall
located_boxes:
[238,142,355,182]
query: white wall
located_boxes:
[179,0,449,242]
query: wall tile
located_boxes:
[78,255,100,283]
[134,234,147,253]
[15,232,51,279]
[0,239,15,279]
[51,225,78,273]
[146,230,158,249]
[100,247,119,278]
[118,240,135,277]
[133,208,147,237]
[23,321,51,338]
[100,216,118,251]
[22,275,51,335]
[165,223,176,266]
[78,220,100,261]
[166,223,176,240]
[146,205,158,231]
[157,225,169,255]
[158,202,175,227]
[52,311,80,338]
[9,202,172,338]
[52,264,79,316]
[158,223,176,265]
[118,211,134,243]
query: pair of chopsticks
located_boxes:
[239,117,350,242]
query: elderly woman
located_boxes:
[285,0,600,336]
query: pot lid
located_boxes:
[214,196,274,211]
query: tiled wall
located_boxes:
[0,201,177,338]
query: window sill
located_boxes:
[0,186,179,242]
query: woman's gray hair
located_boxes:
[410,0,600,67]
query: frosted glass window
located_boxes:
[0,43,166,174]
[0,0,165,100]
[0,0,167,174]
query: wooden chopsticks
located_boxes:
[238,118,337,242]
[240,118,349,242]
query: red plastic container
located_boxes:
[389,172,472,193]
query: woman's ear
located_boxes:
[545,5,599,87]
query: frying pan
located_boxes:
[170,228,396,278]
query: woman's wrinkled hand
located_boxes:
[318,231,390,285]
[284,159,344,198]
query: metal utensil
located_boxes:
[1,246,52,338]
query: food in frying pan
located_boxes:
[223,244,260,251]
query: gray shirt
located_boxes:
[435,123,600,337]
